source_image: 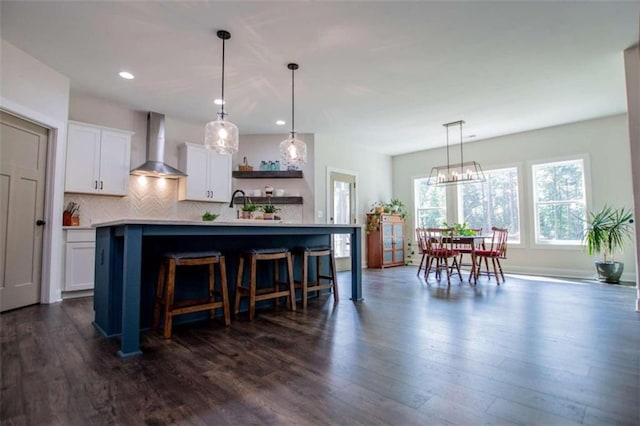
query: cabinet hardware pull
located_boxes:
[94,180,98,189]
[100,181,103,190]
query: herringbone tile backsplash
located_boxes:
[64,176,303,226]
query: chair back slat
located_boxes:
[489,226,509,258]
[425,227,456,254]
[415,228,428,254]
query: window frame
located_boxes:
[455,163,523,246]
[529,154,591,249]
[413,175,447,231]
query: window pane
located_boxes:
[533,160,584,202]
[532,159,586,244]
[459,167,520,243]
[414,178,446,227]
[537,203,585,242]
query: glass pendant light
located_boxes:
[279,63,307,167]
[204,30,239,155]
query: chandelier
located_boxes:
[204,30,239,155]
[427,120,485,186]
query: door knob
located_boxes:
[36,220,46,226]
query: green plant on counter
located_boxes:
[202,211,218,221]
[260,203,280,214]
[241,202,257,212]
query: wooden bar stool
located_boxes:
[153,250,230,339]
[233,248,296,320]
[293,246,338,309]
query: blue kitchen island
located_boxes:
[92,219,363,357]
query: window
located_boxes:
[414,177,446,227]
[458,167,521,243]
[532,159,586,245]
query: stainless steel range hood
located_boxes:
[130,112,187,178]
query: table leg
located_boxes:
[350,227,363,301]
[118,225,143,357]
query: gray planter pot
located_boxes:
[595,261,624,284]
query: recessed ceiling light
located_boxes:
[275,120,286,126]
[119,71,134,80]
[213,99,225,105]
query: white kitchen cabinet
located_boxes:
[65,121,133,196]
[178,142,231,202]
[64,228,96,292]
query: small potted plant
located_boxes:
[240,202,257,219]
[201,211,218,221]
[260,203,279,220]
[583,205,634,283]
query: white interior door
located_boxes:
[329,170,357,271]
[0,112,48,312]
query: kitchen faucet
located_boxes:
[229,189,246,208]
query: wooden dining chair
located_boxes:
[473,227,508,284]
[424,227,461,285]
[415,228,430,276]
[453,227,482,273]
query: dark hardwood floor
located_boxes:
[2,267,639,425]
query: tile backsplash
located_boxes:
[63,176,303,226]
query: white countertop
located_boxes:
[92,218,362,228]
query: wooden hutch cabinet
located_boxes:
[366,214,405,268]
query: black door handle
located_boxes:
[36,220,46,226]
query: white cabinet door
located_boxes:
[178,142,231,202]
[65,122,132,196]
[179,144,210,201]
[99,130,131,196]
[208,151,231,202]
[64,229,96,292]
[65,123,101,193]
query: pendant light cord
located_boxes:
[287,63,299,138]
[459,121,463,171]
[220,36,226,117]
[446,124,450,172]
[291,65,295,137]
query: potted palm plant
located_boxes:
[260,203,279,220]
[240,202,257,219]
[583,205,634,283]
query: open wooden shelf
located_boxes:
[232,170,303,179]
[234,196,303,205]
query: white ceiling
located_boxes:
[1,1,638,155]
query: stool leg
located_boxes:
[234,256,245,316]
[249,254,257,321]
[315,255,322,299]
[286,252,296,312]
[208,263,216,319]
[302,252,309,309]
[274,258,280,308]
[153,260,166,331]
[163,259,177,339]
[219,256,231,325]
[330,250,338,303]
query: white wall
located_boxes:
[314,133,393,223]
[313,133,393,265]
[0,39,70,303]
[623,45,640,309]
[393,114,636,281]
